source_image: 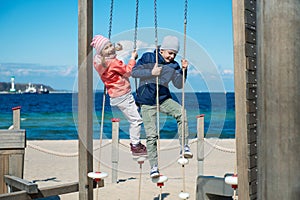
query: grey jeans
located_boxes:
[141,98,189,168]
[110,92,143,145]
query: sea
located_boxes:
[0,92,235,140]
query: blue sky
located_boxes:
[0,0,234,92]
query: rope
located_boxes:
[153,0,161,169]
[121,138,224,152]
[203,139,236,153]
[27,141,112,157]
[154,1,163,199]
[27,143,78,157]
[96,0,114,195]
[132,2,144,199]
[27,138,235,158]
[138,161,143,200]
[119,138,236,153]
[96,0,114,180]
[180,0,188,196]
[97,89,106,170]
[97,95,106,199]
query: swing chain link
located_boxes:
[183,0,188,59]
[154,0,158,46]
[134,0,139,50]
[134,0,140,93]
[184,0,188,24]
[108,0,114,39]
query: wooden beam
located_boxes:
[0,180,103,200]
[0,129,26,193]
[12,106,21,130]
[111,119,120,183]
[4,175,37,194]
[0,182,79,200]
[257,0,300,199]
[0,130,26,149]
[196,114,204,176]
[232,0,251,199]
[196,176,234,199]
[78,0,93,199]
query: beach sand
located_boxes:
[24,138,236,199]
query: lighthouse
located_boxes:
[9,76,16,93]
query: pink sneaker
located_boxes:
[130,143,147,156]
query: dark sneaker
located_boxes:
[130,142,147,156]
[180,145,193,159]
[150,165,160,178]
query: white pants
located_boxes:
[110,92,143,144]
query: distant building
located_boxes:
[24,83,37,94]
[9,76,16,93]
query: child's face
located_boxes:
[160,49,177,63]
[101,42,115,57]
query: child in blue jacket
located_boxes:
[131,35,193,178]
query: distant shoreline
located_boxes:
[0,91,235,94]
[0,90,72,94]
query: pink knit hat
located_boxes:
[90,35,110,55]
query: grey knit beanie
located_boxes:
[160,35,180,53]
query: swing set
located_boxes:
[0,1,237,200]
[87,0,192,199]
[2,0,298,199]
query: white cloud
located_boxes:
[0,71,11,76]
[188,68,202,76]
[222,69,234,75]
[60,65,76,76]
[0,63,77,79]
[117,40,155,60]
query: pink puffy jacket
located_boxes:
[93,58,136,98]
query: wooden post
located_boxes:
[4,175,38,194]
[0,182,79,199]
[1,106,25,194]
[12,106,21,130]
[0,129,26,194]
[111,118,120,183]
[78,0,93,199]
[257,1,300,199]
[232,0,258,199]
[232,1,250,197]
[196,114,204,176]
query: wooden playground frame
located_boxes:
[1,0,299,199]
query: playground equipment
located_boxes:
[0,107,92,199]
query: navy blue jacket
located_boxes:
[131,50,187,105]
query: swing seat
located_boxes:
[152,175,168,184]
[88,171,108,181]
[177,157,189,165]
[179,192,190,199]
[224,174,238,186]
[132,155,148,162]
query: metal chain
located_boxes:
[133,0,139,50]
[154,0,158,48]
[183,0,188,59]
[134,0,139,97]
[184,0,188,21]
[108,0,114,39]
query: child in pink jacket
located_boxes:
[91,35,147,156]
